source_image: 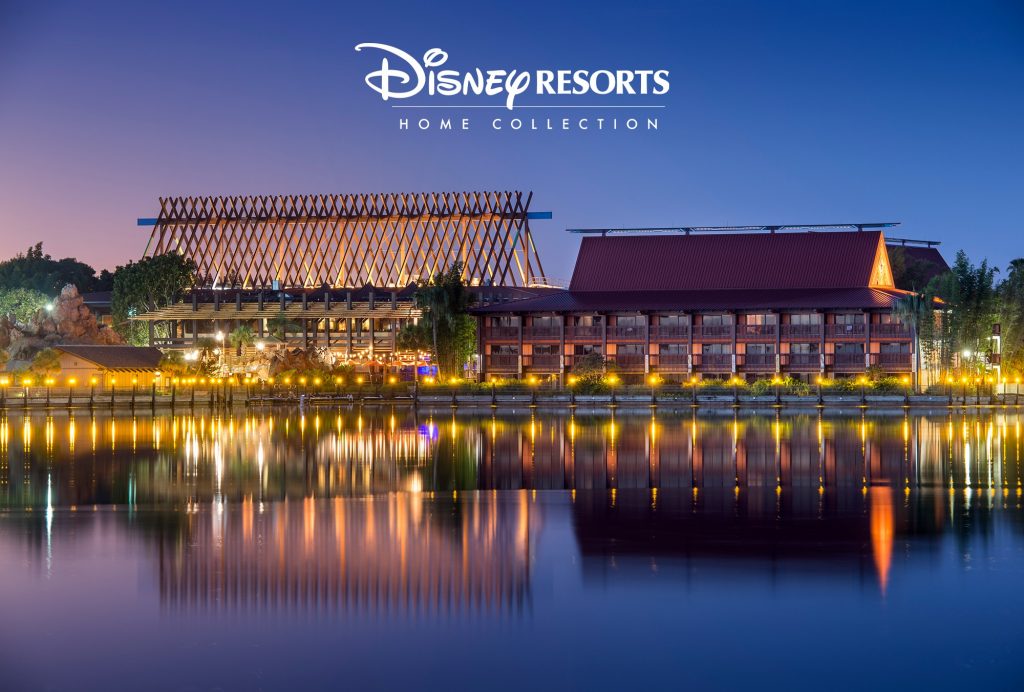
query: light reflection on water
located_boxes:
[0,409,1022,690]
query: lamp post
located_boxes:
[730,376,740,407]
[690,376,699,406]
[816,376,824,407]
[648,374,659,407]
[901,375,911,407]
[772,376,782,407]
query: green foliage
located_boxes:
[412,262,476,379]
[158,351,189,377]
[267,314,299,341]
[229,325,256,355]
[1000,258,1024,375]
[568,352,611,393]
[927,250,999,371]
[0,243,103,295]
[111,252,197,345]
[29,348,61,378]
[0,287,49,325]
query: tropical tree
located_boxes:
[0,243,103,294]
[267,314,299,342]
[894,292,931,390]
[926,250,1000,371]
[0,288,49,325]
[158,351,189,378]
[29,348,61,379]
[111,252,197,345]
[229,324,256,356]
[998,258,1024,375]
[402,262,476,379]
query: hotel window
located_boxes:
[876,313,902,325]
[833,313,862,325]
[880,342,910,354]
[661,343,687,355]
[746,343,776,355]
[789,313,821,325]
[490,344,519,355]
[702,314,732,325]
[659,315,687,326]
[615,315,644,327]
[491,316,518,327]
[835,343,865,355]
[533,344,559,355]
[573,315,602,326]
[791,343,819,354]
[744,314,776,325]
[531,316,559,328]
[703,343,732,354]
[617,344,644,355]
[574,344,602,356]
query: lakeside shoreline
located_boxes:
[1,388,1020,411]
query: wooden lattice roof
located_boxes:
[143,191,546,290]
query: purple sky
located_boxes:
[0,0,1022,279]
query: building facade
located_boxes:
[476,228,922,383]
[133,190,554,371]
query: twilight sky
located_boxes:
[0,0,1021,279]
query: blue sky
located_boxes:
[0,0,1021,278]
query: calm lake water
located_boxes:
[0,407,1021,691]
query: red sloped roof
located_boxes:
[569,231,889,292]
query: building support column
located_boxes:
[644,313,651,375]
[864,312,871,372]
[559,313,566,386]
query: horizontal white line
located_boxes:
[390,105,667,109]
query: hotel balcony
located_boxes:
[523,326,561,340]
[606,325,646,342]
[736,353,775,372]
[736,324,777,340]
[649,325,689,341]
[780,353,821,371]
[484,326,519,341]
[825,324,866,339]
[871,324,912,339]
[523,354,560,372]
[565,325,603,341]
[486,354,520,372]
[693,353,732,372]
[650,353,688,372]
[870,352,912,370]
[827,352,867,371]
[780,324,821,339]
[608,353,645,372]
[698,324,732,341]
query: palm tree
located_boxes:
[267,313,299,343]
[229,324,256,357]
[414,262,474,378]
[895,292,929,391]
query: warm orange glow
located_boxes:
[870,486,894,595]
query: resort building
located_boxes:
[476,225,930,383]
[132,191,554,370]
[53,345,164,387]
